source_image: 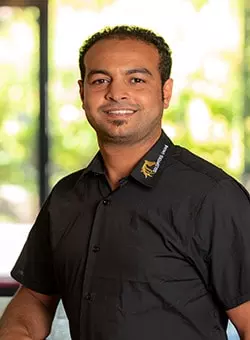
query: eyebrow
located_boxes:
[87,67,153,80]
[125,68,153,77]
[87,69,110,80]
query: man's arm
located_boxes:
[227,301,250,340]
[0,286,60,340]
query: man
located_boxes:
[0,25,250,340]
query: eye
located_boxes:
[131,78,145,84]
[91,79,110,85]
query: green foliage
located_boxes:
[191,0,207,11]
[0,0,245,223]
[0,7,39,196]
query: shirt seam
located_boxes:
[172,147,225,183]
[224,292,250,310]
[11,269,58,295]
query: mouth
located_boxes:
[104,109,137,116]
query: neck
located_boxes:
[98,131,161,190]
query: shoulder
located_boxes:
[191,173,250,241]
[172,145,229,182]
[48,168,87,204]
[162,144,250,216]
[168,145,234,194]
[54,169,85,190]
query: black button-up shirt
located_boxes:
[11,131,250,339]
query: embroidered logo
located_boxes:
[141,160,156,178]
[141,144,169,179]
[152,144,168,173]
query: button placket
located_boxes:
[80,199,110,315]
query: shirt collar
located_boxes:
[130,130,173,187]
[81,152,105,177]
[78,130,174,187]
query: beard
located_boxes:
[110,119,127,127]
[85,107,163,146]
[86,114,133,144]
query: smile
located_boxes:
[105,109,136,115]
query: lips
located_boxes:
[105,109,136,115]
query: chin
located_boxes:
[100,129,135,144]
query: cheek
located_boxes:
[84,89,104,107]
[140,91,163,109]
[140,85,162,100]
[83,95,98,111]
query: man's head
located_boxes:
[78,26,173,146]
[79,25,172,86]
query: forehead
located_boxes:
[84,38,160,71]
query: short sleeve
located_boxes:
[11,193,58,295]
[193,179,250,310]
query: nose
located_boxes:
[105,79,129,102]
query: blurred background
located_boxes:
[0,0,249,338]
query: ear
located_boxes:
[163,78,173,109]
[78,79,84,107]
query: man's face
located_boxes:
[78,38,173,145]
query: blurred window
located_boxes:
[0,5,40,288]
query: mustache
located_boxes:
[99,103,140,111]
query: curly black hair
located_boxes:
[79,25,172,86]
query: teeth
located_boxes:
[107,110,134,114]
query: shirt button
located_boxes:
[84,293,94,302]
[92,245,100,253]
[103,199,110,205]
